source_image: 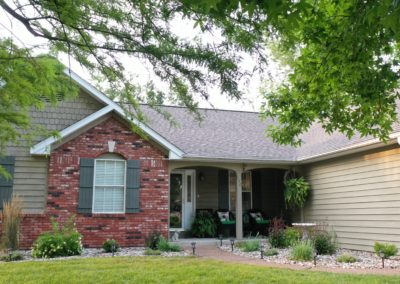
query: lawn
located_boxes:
[0,257,399,284]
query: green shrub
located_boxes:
[156,237,182,252]
[374,242,398,259]
[236,239,260,252]
[191,211,217,238]
[337,254,357,263]
[312,231,337,255]
[144,249,161,256]
[264,248,278,256]
[283,227,301,247]
[268,217,286,248]
[1,196,23,250]
[269,231,286,248]
[145,231,163,250]
[291,241,314,261]
[102,239,120,253]
[0,251,24,262]
[32,216,82,258]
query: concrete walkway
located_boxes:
[182,243,400,276]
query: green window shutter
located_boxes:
[126,160,140,213]
[78,158,94,213]
[218,170,229,209]
[0,156,15,210]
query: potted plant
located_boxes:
[284,173,310,221]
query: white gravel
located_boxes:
[10,247,188,262]
[220,245,400,269]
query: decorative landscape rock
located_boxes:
[11,247,188,262]
[220,245,400,269]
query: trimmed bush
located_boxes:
[32,217,82,258]
[156,237,182,252]
[264,248,278,256]
[337,254,357,263]
[291,241,314,261]
[312,231,337,255]
[191,211,217,238]
[144,249,161,256]
[1,196,23,250]
[145,231,163,250]
[102,239,120,253]
[0,251,24,262]
[236,239,260,252]
[283,227,301,247]
[374,242,398,259]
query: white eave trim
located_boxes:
[32,70,185,158]
[30,105,114,155]
[298,132,400,163]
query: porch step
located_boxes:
[170,238,220,246]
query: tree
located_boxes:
[0,38,78,176]
[0,0,251,117]
[1,0,400,147]
[180,0,400,145]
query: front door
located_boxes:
[169,170,195,230]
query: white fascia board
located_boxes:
[30,105,114,155]
[298,132,400,163]
[61,69,184,158]
[65,69,121,109]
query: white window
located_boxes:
[93,158,126,213]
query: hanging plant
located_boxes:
[284,176,310,209]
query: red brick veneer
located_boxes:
[19,117,169,248]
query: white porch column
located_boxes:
[235,169,243,239]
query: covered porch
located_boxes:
[168,161,293,239]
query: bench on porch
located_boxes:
[215,209,236,238]
[246,209,270,236]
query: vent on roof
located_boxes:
[39,93,65,103]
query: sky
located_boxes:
[0,7,286,112]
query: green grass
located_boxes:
[0,257,399,284]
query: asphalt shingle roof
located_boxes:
[141,105,399,162]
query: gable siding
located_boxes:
[6,91,104,213]
[303,145,400,252]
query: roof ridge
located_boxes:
[139,103,261,114]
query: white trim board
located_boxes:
[30,70,185,158]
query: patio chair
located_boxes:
[248,209,270,236]
[215,209,236,238]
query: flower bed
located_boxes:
[7,247,188,262]
[220,245,400,269]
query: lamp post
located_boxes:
[313,251,318,267]
[379,251,385,268]
[230,239,235,252]
[260,242,264,259]
[191,242,196,256]
[219,234,223,247]
[8,247,12,262]
[111,243,116,257]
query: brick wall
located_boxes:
[19,117,169,248]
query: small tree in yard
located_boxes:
[1,196,23,251]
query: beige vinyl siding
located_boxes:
[6,90,105,213]
[303,145,400,252]
[12,157,48,214]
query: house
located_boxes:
[1,70,400,252]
